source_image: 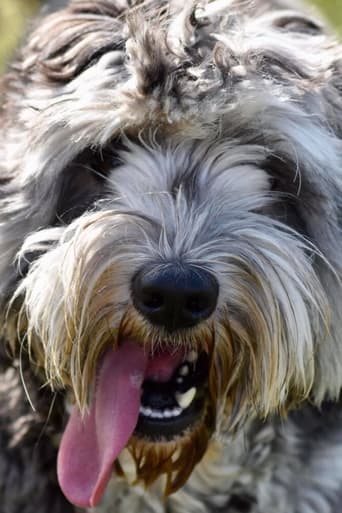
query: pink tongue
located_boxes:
[57,341,148,508]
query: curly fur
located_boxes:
[1,1,342,512]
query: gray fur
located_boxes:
[1,0,342,512]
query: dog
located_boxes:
[1,0,342,511]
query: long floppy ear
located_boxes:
[255,9,342,403]
[305,50,342,402]
[0,1,132,303]
[208,2,342,403]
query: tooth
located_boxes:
[179,364,190,376]
[171,407,182,417]
[176,377,184,384]
[163,409,173,418]
[140,406,152,417]
[187,350,198,363]
[151,410,163,419]
[175,387,197,409]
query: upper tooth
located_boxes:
[179,364,190,376]
[175,387,197,409]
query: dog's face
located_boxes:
[2,0,342,509]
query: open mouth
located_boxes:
[136,350,209,440]
[57,339,211,509]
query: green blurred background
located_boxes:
[0,0,341,71]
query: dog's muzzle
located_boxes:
[58,265,218,508]
[131,264,217,437]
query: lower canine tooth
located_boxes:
[172,407,182,417]
[175,387,197,409]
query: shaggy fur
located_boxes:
[1,0,342,511]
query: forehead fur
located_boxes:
[3,0,339,143]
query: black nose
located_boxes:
[131,264,219,332]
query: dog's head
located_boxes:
[1,0,342,509]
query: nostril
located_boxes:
[141,289,164,310]
[185,295,209,315]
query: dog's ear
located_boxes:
[310,53,342,402]
[263,39,342,404]
[0,2,131,302]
